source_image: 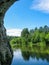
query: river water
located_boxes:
[11,49,49,65]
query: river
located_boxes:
[11,49,49,65]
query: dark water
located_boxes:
[11,49,49,65]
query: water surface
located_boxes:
[11,49,49,65]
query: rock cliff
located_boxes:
[0,0,18,65]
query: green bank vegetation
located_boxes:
[8,25,49,53]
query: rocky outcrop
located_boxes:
[0,0,18,65]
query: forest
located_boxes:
[8,25,49,49]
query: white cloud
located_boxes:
[6,29,22,36]
[31,0,49,13]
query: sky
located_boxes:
[4,0,49,36]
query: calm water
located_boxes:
[11,49,49,65]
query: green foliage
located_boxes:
[31,30,40,43]
[10,38,17,44]
[30,29,34,35]
[45,33,49,44]
[40,32,45,41]
[45,33,49,41]
[9,25,49,49]
[44,25,49,33]
[21,28,29,38]
[39,27,43,32]
[38,41,46,47]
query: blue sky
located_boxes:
[4,0,49,36]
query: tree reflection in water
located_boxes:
[21,46,49,62]
[22,51,49,62]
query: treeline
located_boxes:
[10,25,49,48]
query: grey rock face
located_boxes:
[0,0,18,65]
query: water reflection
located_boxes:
[11,49,49,65]
[22,51,49,62]
[22,51,31,60]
